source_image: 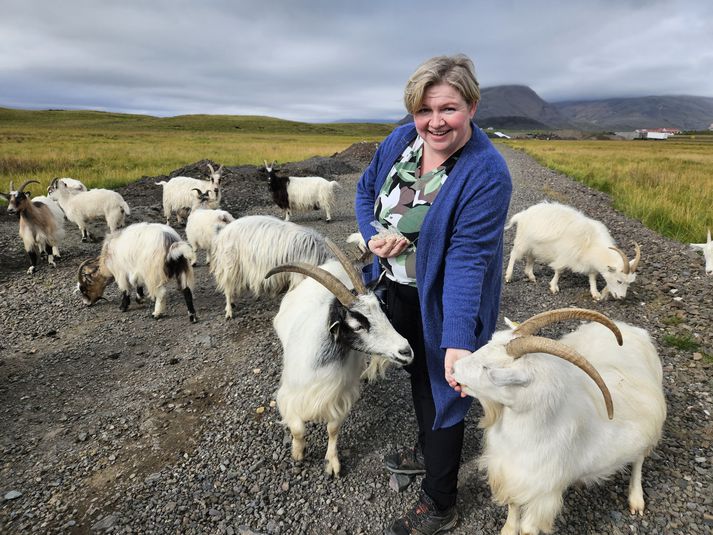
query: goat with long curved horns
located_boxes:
[452,308,666,535]
[266,238,412,477]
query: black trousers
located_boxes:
[386,278,465,510]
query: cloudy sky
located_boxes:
[2,0,711,122]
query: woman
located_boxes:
[355,54,512,535]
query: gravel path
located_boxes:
[1,143,711,534]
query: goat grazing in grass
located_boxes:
[267,239,413,476]
[452,308,666,535]
[1,179,65,273]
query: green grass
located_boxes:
[662,333,700,351]
[501,136,713,244]
[0,107,394,195]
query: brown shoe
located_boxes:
[384,491,458,535]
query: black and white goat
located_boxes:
[77,222,197,323]
[48,178,130,241]
[156,163,223,225]
[1,179,65,273]
[267,239,413,476]
[452,309,666,535]
[264,160,339,222]
[210,215,330,319]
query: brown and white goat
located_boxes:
[1,179,65,274]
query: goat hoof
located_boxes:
[189,314,198,323]
[27,266,36,275]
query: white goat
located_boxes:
[48,178,130,241]
[1,179,65,273]
[690,229,713,275]
[185,189,235,265]
[155,163,223,225]
[267,239,413,476]
[452,308,666,535]
[505,202,641,300]
[210,215,330,319]
[264,160,339,222]
[77,222,197,323]
[47,177,87,194]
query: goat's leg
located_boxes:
[152,286,167,318]
[589,272,603,300]
[504,247,519,282]
[628,454,646,515]
[45,244,56,268]
[26,249,38,274]
[286,417,306,462]
[284,209,291,222]
[548,269,561,294]
[79,224,89,242]
[520,492,563,535]
[224,292,233,319]
[135,285,145,304]
[324,419,343,477]
[500,503,521,535]
[182,287,197,323]
[524,254,537,282]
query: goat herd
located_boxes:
[1,160,711,535]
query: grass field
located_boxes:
[0,107,394,193]
[502,134,713,244]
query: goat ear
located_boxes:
[486,367,531,387]
[0,192,8,201]
[329,320,340,339]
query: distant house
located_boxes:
[635,129,676,140]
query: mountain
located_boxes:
[476,85,573,129]
[552,96,713,131]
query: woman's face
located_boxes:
[413,82,476,159]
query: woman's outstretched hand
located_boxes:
[445,348,471,398]
[368,235,409,258]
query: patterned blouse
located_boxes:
[374,136,462,286]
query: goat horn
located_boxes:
[9,180,15,191]
[707,229,712,243]
[609,246,630,274]
[17,179,40,193]
[324,237,367,294]
[505,335,614,419]
[629,242,641,273]
[49,177,59,190]
[207,163,215,174]
[514,308,623,345]
[265,262,356,307]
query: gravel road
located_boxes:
[1,142,711,534]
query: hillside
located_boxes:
[552,95,713,131]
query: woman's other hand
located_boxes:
[368,235,409,258]
[445,348,471,398]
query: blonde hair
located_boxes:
[403,54,480,115]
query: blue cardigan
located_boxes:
[355,121,513,428]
